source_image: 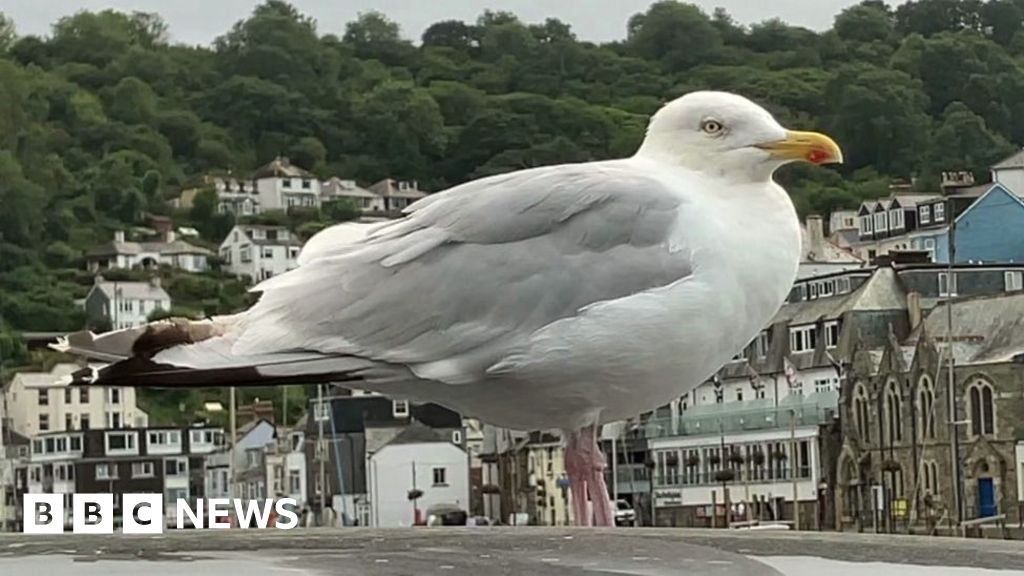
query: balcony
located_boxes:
[640,391,839,439]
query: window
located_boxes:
[1006,271,1023,292]
[190,430,216,445]
[132,462,154,478]
[282,178,292,188]
[262,247,274,259]
[789,325,817,353]
[106,431,137,453]
[452,430,463,444]
[70,436,82,451]
[920,205,931,224]
[80,388,89,403]
[432,467,447,486]
[938,272,957,297]
[815,378,835,393]
[825,321,840,348]
[108,412,122,429]
[38,389,49,406]
[918,376,936,440]
[165,458,187,476]
[874,211,888,232]
[890,209,904,229]
[756,331,770,359]
[968,380,995,437]
[65,388,72,404]
[108,388,121,405]
[884,380,903,444]
[393,400,409,418]
[302,179,311,189]
[289,469,301,493]
[859,215,873,235]
[923,460,939,495]
[854,384,870,442]
[288,247,300,260]
[96,463,117,480]
[240,246,251,263]
[934,202,945,221]
[81,414,90,431]
[39,414,49,432]
[65,414,73,431]
[735,387,744,402]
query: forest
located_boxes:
[2,0,1024,374]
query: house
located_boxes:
[83,277,171,330]
[0,424,30,532]
[3,363,148,437]
[991,148,1024,193]
[829,209,860,249]
[219,224,302,282]
[910,184,1024,264]
[22,425,224,527]
[369,179,428,212]
[305,393,463,526]
[835,291,1024,532]
[86,230,213,273]
[176,175,261,216]
[253,157,321,211]
[798,215,864,279]
[366,424,469,527]
[321,178,385,213]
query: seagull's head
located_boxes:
[636,91,842,181]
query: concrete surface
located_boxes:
[1,528,1023,575]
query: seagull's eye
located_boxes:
[701,119,724,135]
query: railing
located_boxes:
[640,393,839,439]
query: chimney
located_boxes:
[807,214,825,260]
[114,230,126,244]
[907,292,922,330]
[149,276,162,289]
[166,230,176,244]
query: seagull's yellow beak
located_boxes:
[756,130,843,165]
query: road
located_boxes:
[2,528,1024,575]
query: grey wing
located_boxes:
[232,161,693,383]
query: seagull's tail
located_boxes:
[52,316,374,388]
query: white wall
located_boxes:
[994,167,1024,196]
[5,365,148,437]
[368,442,469,527]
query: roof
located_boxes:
[992,149,1024,170]
[370,179,429,199]
[323,178,378,199]
[325,396,462,434]
[890,194,942,208]
[831,229,859,246]
[912,291,1024,364]
[800,225,862,264]
[87,239,213,258]
[7,363,84,389]
[91,280,170,302]
[382,423,447,447]
[774,267,906,326]
[252,156,314,180]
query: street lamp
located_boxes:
[644,455,656,526]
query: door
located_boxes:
[978,477,997,518]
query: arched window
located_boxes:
[918,376,936,440]
[922,460,938,495]
[968,380,996,437]
[885,379,903,444]
[853,383,870,442]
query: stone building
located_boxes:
[835,291,1024,533]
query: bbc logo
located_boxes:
[24,494,163,534]
[23,494,299,533]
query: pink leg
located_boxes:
[565,430,591,526]
[581,425,615,527]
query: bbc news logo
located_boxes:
[23,494,299,534]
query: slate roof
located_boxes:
[92,281,170,302]
[252,156,315,180]
[87,239,213,258]
[992,149,1024,170]
[773,267,906,326]
[912,291,1024,364]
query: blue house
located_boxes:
[925,184,1024,264]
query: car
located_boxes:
[613,500,636,526]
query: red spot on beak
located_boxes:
[808,149,830,164]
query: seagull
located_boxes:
[55,91,841,527]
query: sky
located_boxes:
[1,0,908,46]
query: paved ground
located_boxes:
[1,528,1024,575]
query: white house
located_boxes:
[366,426,469,527]
[254,157,321,211]
[83,277,171,330]
[369,179,428,212]
[219,225,302,283]
[3,363,148,438]
[86,230,213,273]
[321,178,385,213]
